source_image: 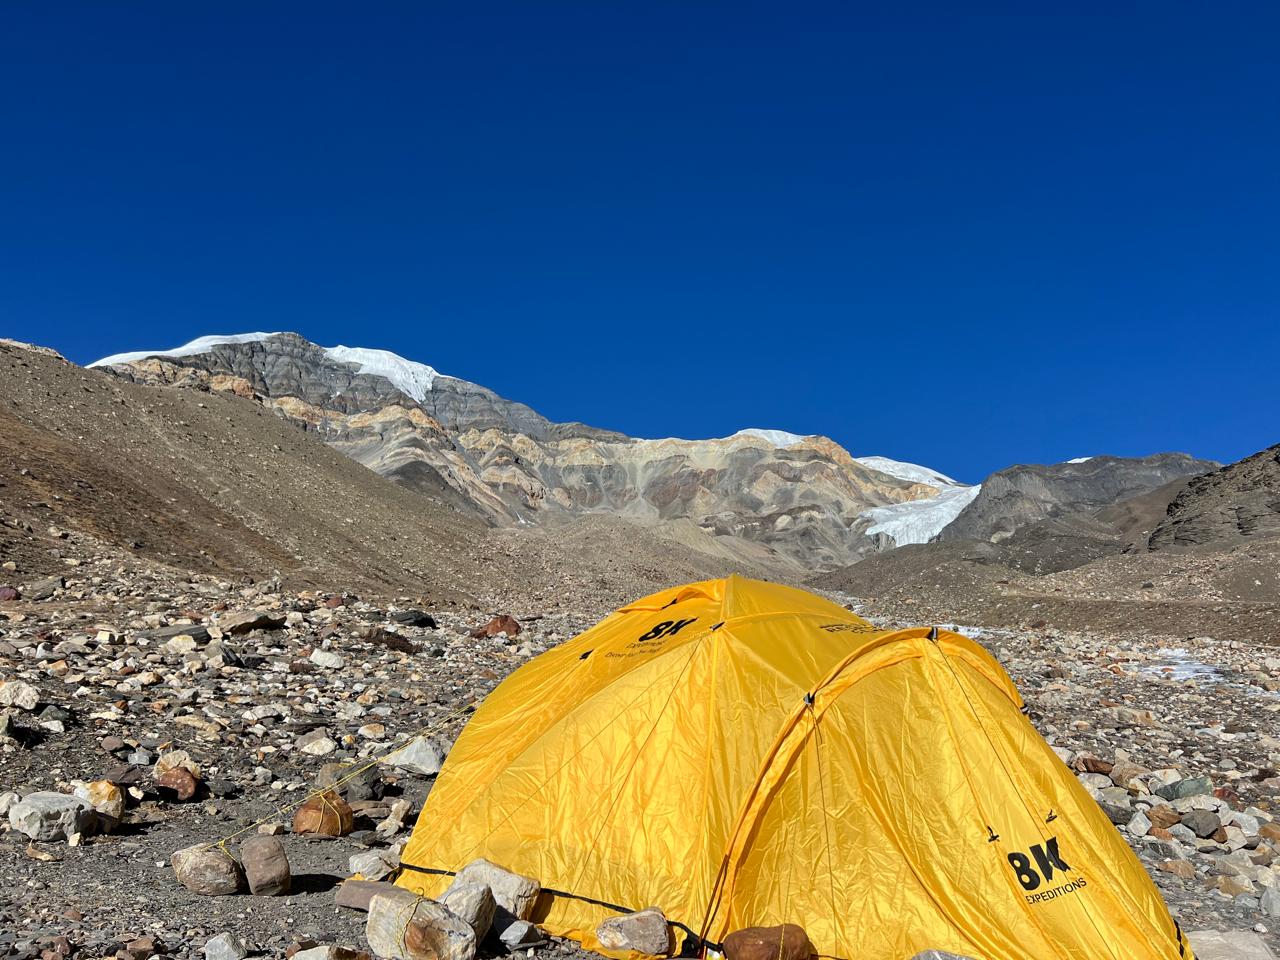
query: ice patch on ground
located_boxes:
[860,483,981,546]
[89,333,280,368]
[1066,456,1095,464]
[322,345,445,403]
[855,455,959,486]
[1142,648,1222,682]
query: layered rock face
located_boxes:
[939,454,1219,544]
[93,333,945,569]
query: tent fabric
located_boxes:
[397,575,1191,960]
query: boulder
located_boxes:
[310,649,344,669]
[0,680,39,710]
[73,780,125,829]
[24,576,63,601]
[0,585,20,602]
[452,858,540,920]
[154,749,201,780]
[9,792,96,841]
[171,843,245,896]
[596,907,671,956]
[495,919,545,951]
[390,610,437,629]
[438,881,497,939]
[723,925,812,960]
[470,615,521,639]
[349,849,399,881]
[335,879,398,912]
[387,737,443,777]
[293,789,354,836]
[157,766,200,801]
[293,948,371,960]
[1182,809,1222,839]
[204,934,248,960]
[366,890,477,960]
[241,834,291,895]
[220,609,287,634]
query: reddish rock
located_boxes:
[241,834,291,895]
[471,615,522,639]
[0,586,20,602]
[1075,755,1114,775]
[156,767,199,801]
[292,790,353,837]
[724,925,812,960]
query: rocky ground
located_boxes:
[4,540,1280,958]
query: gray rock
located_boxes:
[1127,810,1152,837]
[24,576,63,601]
[438,881,497,939]
[1262,886,1280,918]
[1182,810,1222,839]
[596,908,670,956]
[9,792,96,841]
[452,858,540,920]
[203,934,248,960]
[171,843,245,896]
[1156,777,1214,801]
[495,919,545,951]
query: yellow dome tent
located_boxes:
[397,576,1190,960]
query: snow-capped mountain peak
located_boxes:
[90,333,452,404]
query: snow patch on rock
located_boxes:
[89,333,281,368]
[321,345,446,403]
[854,455,959,487]
[733,428,808,448]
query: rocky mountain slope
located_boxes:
[1150,444,1280,549]
[939,454,1218,544]
[91,334,962,569]
[1,340,777,607]
[814,441,1280,640]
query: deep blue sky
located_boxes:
[2,4,1277,481]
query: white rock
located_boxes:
[204,933,249,960]
[310,649,344,669]
[0,680,39,710]
[452,858,540,920]
[387,737,443,777]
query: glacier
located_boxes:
[860,482,981,546]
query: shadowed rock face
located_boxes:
[96,333,941,569]
[939,454,1219,544]
[1150,444,1280,550]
